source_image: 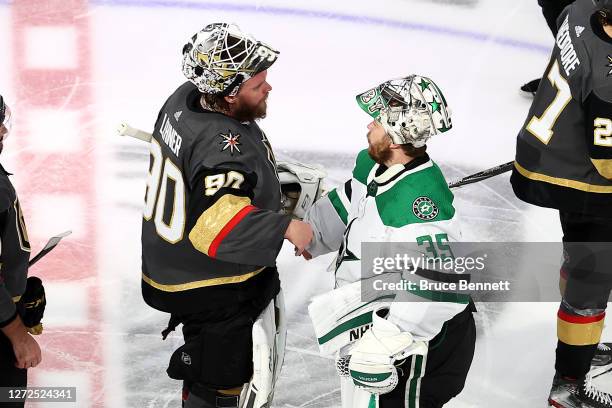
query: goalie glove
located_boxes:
[336,307,427,395]
[277,161,326,220]
[16,276,46,335]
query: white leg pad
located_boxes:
[240,291,286,408]
[341,376,377,408]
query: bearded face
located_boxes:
[367,120,392,164]
[229,70,271,122]
[231,93,268,122]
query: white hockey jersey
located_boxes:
[305,150,470,343]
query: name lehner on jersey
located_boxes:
[160,113,183,156]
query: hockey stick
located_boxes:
[591,362,612,380]
[29,231,72,267]
[448,161,514,189]
[117,122,152,142]
[118,122,514,190]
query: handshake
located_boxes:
[278,160,326,259]
[284,219,313,259]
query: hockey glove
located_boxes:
[277,161,326,220]
[16,276,46,335]
[336,307,427,395]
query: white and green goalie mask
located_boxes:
[182,23,279,96]
[356,75,452,147]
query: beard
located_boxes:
[367,136,392,164]
[232,97,268,122]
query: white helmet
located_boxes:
[182,23,279,97]
[356,75,452,147]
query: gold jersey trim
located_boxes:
[189,194,252,256]
[12,295,21,303]
[514,161,612,193]
[142,267,264,292]
[557,317,604,346]
[590,159,612,180]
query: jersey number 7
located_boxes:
[526,60,572,145]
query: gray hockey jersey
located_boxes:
[141,82,290,314]
[511,0,612,214]
[0,164,30,327]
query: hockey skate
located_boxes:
[548,373,612,408]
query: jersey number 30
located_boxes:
[143,139,185,243]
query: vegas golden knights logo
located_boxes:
[14,198,31,252]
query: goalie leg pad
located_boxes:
[240,290,286,408]
[340,376,378,408]
[308,281,392,355]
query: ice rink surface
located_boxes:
[1,0,611,406]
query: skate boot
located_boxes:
[549,373,612,408]
[549,373,580,407]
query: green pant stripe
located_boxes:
[407,355,424,408]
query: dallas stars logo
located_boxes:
[607,56,612,77]
[218,131,242,155]
[412,196,439,221]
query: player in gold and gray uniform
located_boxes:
[140,24,312,408]
[511,1,612,406]
[0,95,43,408]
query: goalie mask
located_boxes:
[182,23,279,97]
[356,75,452,148]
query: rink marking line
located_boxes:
[89,0,550,54]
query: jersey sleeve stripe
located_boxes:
[558,309,605,324]
[208,204,256,258]
[327,189,348,224]
[188,194,255,257]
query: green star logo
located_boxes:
[418,79,430,92]
[412,197,439,221]
[429,100,441,113]
[418,201,434,216]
